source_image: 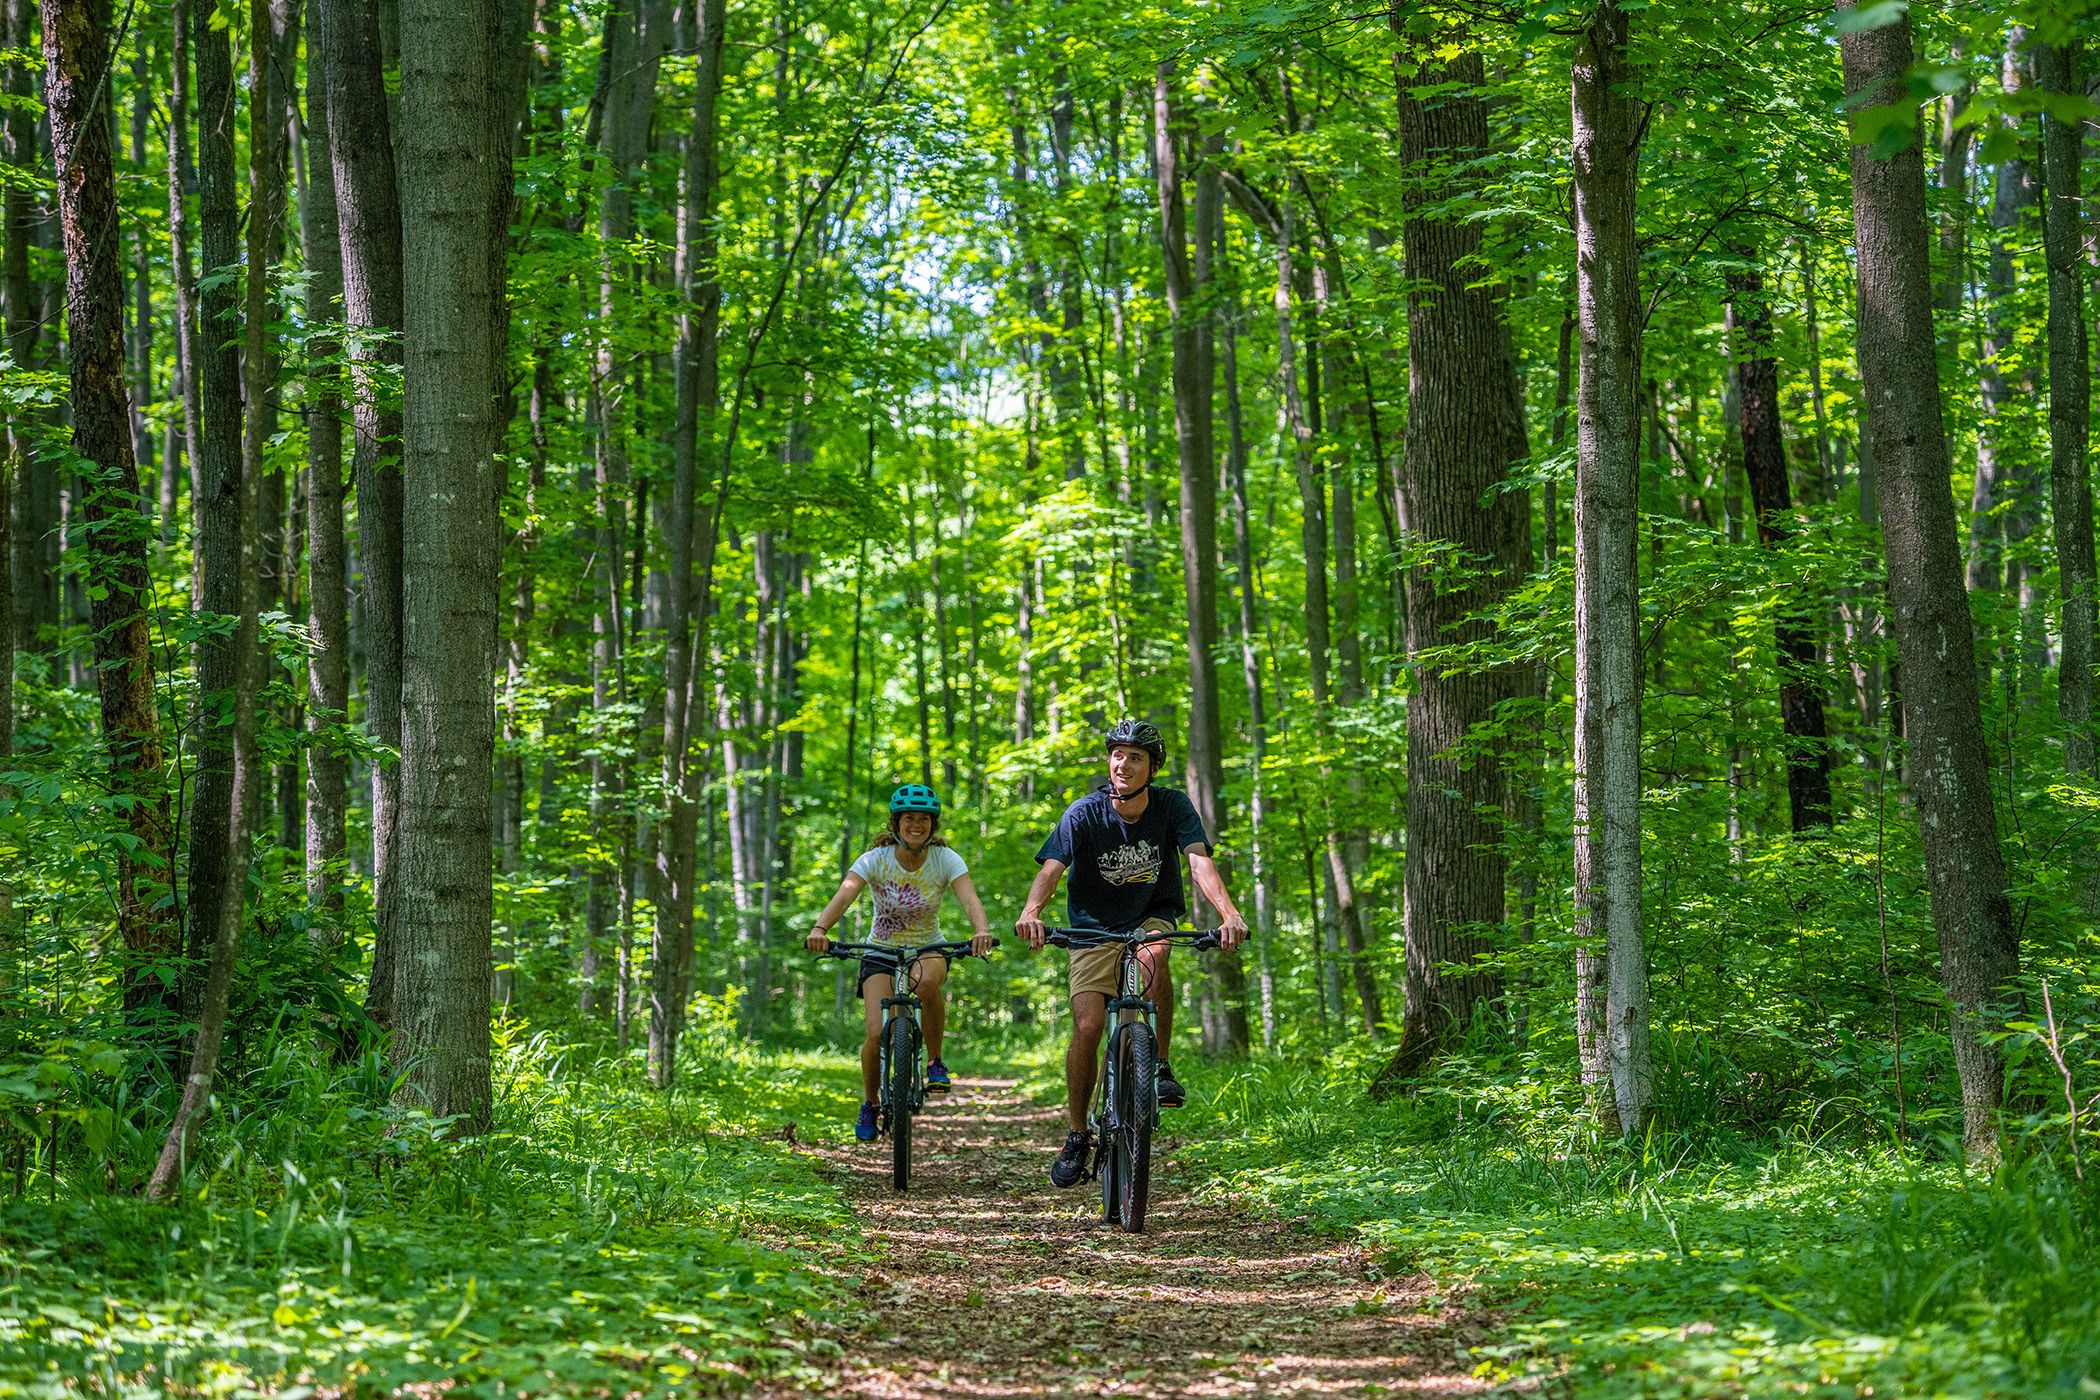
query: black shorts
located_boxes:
[857,951,947,994]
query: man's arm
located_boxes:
[1185,849,1250,950]
[1015,859,1067,950]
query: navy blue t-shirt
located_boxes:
[1035,785,1212,933]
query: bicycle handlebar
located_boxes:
[1044,927,1222,953]
[811,937,989,962]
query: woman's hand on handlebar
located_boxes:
[804,929,832,953]
[969,931,997,957]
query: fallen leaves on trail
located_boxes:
[757,1078,1487,1399]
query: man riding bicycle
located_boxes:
[1015,719,1250,1188]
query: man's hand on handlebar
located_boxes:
[1014,911,1048,951]
[1217,911,1249,951]
[804,929,832,953]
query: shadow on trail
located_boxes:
[764,1075,1485,1398]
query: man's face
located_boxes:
[1108,744,1156,794]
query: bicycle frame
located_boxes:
[875,956,922,1131]
[1094,941,1157,1144]
[814,937,977,1128]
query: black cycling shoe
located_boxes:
[1156,1061,1187,1109]
[1049,1130,1093,1188]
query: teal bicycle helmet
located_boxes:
[888,783,943,815]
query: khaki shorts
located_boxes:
[1068,917,1175,1001]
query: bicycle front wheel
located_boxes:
[1116,1023,1156,1233]
[888,1015,916,1191]
[1098,1040,1121,1224]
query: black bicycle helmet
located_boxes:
[888,783,943,815]
[1103,718,1166,769]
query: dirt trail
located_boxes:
[764,1074,1486,1398]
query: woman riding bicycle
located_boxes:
[806,783,995,1142]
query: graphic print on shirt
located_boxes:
[1097,839,1161,888]
[849,845,967,942]
[869,876,940,940]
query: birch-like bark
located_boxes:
[302,33,350,921]
[1572,0,1650,1134]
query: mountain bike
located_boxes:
[1046,925,1219,1233]
[813,937,985,1192]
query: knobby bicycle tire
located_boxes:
[1098,1033,1122,1224]
[1119,1023,1155,1233]
[888,1014,916,1191]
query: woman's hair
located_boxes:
[873,810,948,848]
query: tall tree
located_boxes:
[181,0,252,1012]
[650,0,729,1089]
[314,0,407,1017]
[303,18,351,919]
[1155,60,1249,1057]
[1387,32,1528,1076]
[1837,0,2018,1161]
[1727,251,1833,831]
[2037,37,2095,778]
[386,0,520,1129]
[41,0,177,1031]
[1571,0,1649,1134]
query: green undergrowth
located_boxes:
[1,1000,865,1397]
[1171,1052,2100,1399]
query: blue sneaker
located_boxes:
[854,1103,877,1142]
[926,1058,952,1094]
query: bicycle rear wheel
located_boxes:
[888,1015,916,1191]
[1117,1023,1155,1233]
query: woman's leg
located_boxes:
[860,980,885,1104]
[912,956,951,1060]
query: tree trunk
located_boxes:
[2037,39,2095,778]
[181,0,249,1012]
[1220,249,1277,1050]
[1572,0,1650,1135]
[1154,64,1248,1055]
[1727,253,1834,831]
[5,0,56,655]
[303,28,350,922]
[1838,0,2020,1162]
[649,0,727,1089]
[42,0,179,1035]
[1384,38,1527,1084]
[164,0,202,546]
[1966,31,2036,611]
[243,0,291,844]
[386,0,519,1129]
[316,0,407,1020]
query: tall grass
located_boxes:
[1175,1042,2100,1397]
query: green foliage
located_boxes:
[0,1002,859,1396]
[1175,1053,2100,1396]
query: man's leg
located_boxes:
[1066,995,1106,1133]
[913,956,950,1060]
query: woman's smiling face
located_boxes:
[896,811,934,845]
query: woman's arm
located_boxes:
[949,873,995,956]
[804,871,869,950]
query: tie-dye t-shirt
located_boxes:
[848,845,970,942]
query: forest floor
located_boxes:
[760,1071,1488,1398]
